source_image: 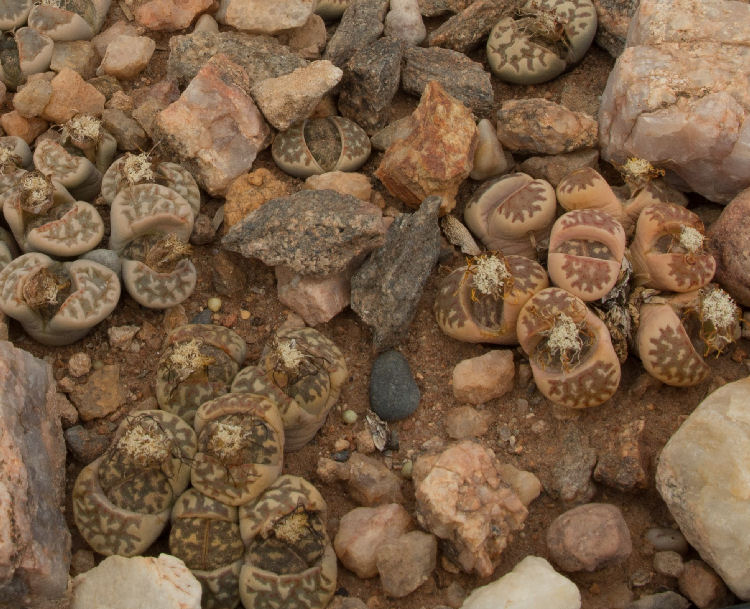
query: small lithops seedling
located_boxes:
[238,475,336,609]
[3,170,105,257]
[0,252,120,345]
[73,410,197,556]
[101,153,201,216]
[169,489,244,609]
[60,114,117,173]
[33,137,102,201]
[272,116,371,178]
[191,393,285,506]
[633,286,740,387]
[314,0,350,19]
[547,209,626,302]
[27,0,111,41]
[555,167,624,221]
[0,0,32,29]
[434,251,549,344]
[517,287,621,408]
[156,324,248,425]
[464,172,557,259]
[486,0,597,84]
[257,327,348,449]
[630,203,716,292]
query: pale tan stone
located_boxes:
[220,0,314,34]
[304,171,373,201]
[0,111,48,143]
[452,349,515,404]
[135,0,214,30]
[98,35,156,80]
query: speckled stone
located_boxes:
[369,350,420,421]
[427,0,509,53]
[323,0,389,67]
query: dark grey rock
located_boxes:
[167,31,307,87]
[323,0,389,67]
[418,0,472,17]
[222,189,386,275]
[191,308,213,324]
[401,46,494,117]
[101,108,149,152]
[547,425,598,504]
[64,425,111,464]
[49,40,99,80]
[626,592,691,609]
[369,350,420,421]
[351,196,441,350]
[427,0,510,53]
[338,37,403,134]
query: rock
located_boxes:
[64,425,110,464]
[91,21,146,57]
[460,555,581,609]
[369,350,420,421]
[346,453,404,505]
[41,68,105,124]
[210,251,246,296]
[401,46,493,117]
[678,560,733,609]
[593,418,649,492]
[67,364,127,421]
[278,14,326,59]
[130,79,181,136]
[88,75,124,101]
[304,171,373,200]
[13,79,52,118]
[167,30,307,88]
[427,0,508,53]
[497,463,542,507]
[101,108,149,151]
[0,111,48,143]
[626,591,691,609]
[329,599,369,609]
[70,549,96,577]
[414,441,527,576]
[71,554,201,609]
[547,425,597,504]
[654,551,684,578]
[108,325,140,350]
[68,353,91,378]
[190,213,217,245]
[376,530,437,597]
[222,189,385,274]
[519,149,600,186]
[470,118,512,181]
[338,37,402,134]
[154,54,271,196]
[0,342,69,608]
[445,406,491,440]
[333,504,412,578]
[452,349,515,404]
[384,0,426,46]
[656,376,750,599]
[350,196,441,350]
[496,98,598,155]
[275,265,350,325]
[546,503,633,572]
[599,0,750,203]
[223,168,290,229]
[370,116,413,151]
[0,82,5,106]
[375,82,477,213]
[194,13,219,33]
[645,527,689,554]
[135,0,213,30]
[49,40,99,80]
[592,0,638,57]
[250,60,342,130]
[323,0,389,67]
[98,35,156,80]
[218,0,314,33]
[708,187,750,306]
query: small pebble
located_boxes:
[654,551,685,578]
[334,439,350,452]
[645,527,689,554]
[369,350,420,422]
[207,297,222,312]
[333,450,350,462]
[400,459,413,479]
[191,309,213,324]
[342,409,358,424]
[240,309,251,320]
[92,360,104,371]
[68,352,92,378]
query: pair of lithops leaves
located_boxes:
[0,0,110,39]
[104,152,201,309]
[486,0,597,84]
[272,116,371,178]
[0,28,53,91]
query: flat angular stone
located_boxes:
[275,265,351,325]
[135,0,213,30]
[592,0,638,57]
[323,0,389,67]
[417,0,472,17]
[519,149,600,186]
[376,531,437,597]
[0,341,70,608]
[154,54,271,196]
[427,0,509,53]
[98,35,156,80]
[49,40,99,79]
[42,67,105,123]
[219,0,314,33]
[222,189,386,274]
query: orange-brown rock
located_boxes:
[223,168,290,229]
[375,81,477,214]
[41,68,105,124]
[0,111,48,144]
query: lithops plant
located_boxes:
[434,251,549,344]
[272,116,371,178]
[73,410,197,556]
[517,287,621,408]
[256,327,348,449]
[555,167,624,221]
[101,152,201,216]
[156,324,248,425]
[0,252,119,345]
[630,203,716,292]
[0,32,24,90]
[109,183,196,308]
[547,209,626,302]
[16,26,55,77]
[27,0,111,41]
[191,393,285,506]
[3,170,105,257]
[0,0,32,29]
[0,136,32,195]
[169,489,244,609]
[486,0,597,84]
[464,172,557,259]
[0,227,19,271]
[238,475,336,609]
[33,137,102,201]
[60,114,117,173]
[632,286,740,387]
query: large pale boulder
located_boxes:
[599,0,750,203]
[656,376,750,599]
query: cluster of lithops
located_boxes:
[74,323,344,608]
[438,163,740,406]
[486,0,598,84]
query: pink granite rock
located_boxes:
[135,0,213,30]
[41,68,105,123]
[0,341,70,608]
[599,0,750,203]
[275,265,351,325]
[155,54,271,196]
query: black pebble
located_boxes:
[369,350,420,422]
